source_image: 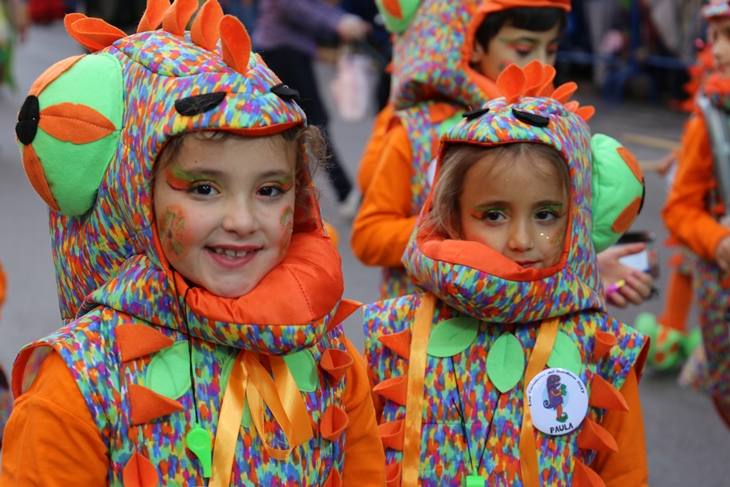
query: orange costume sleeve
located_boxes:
[592,366,649,487]
[0,344,385,486]
[357,105,395,194]
[662,115,730,260]
[351,121,417,268]
[0,351,109,487]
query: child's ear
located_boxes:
[470,41,487,65]
[590,134,645,253]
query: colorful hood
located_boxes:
[17,0,347,353]
[704,0,730,19]
[377,0,570,111]
[403,62,645,323]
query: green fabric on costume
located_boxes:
[590,134,645,252]
[546,332,582,375]
[426,317,479,357]
[374,0,423,33]
[283,350,319,393]
[32,53,124,216]
[486,332,525,393]
[145,341,191,400]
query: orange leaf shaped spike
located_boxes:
[496,64,526,104]
[617,147,643,183]
[379,419,405,451]
[382,0,404,19]
[564,100,580,113]
[138,0,172,33]
[589,374,629,412]
[593,331,618,362]
[38,103,116,144]
[219,15,252,75]
[323,469,342,487]
[328,299,363,332]
[538,65,557,96]
[572,460,606,487]
[372,375,408,406]
[66,16,126,52]
[162,0,199,37]
[385,463,402,487]
[129,384,184,425]
[191,0,224,52]
[123,452,160,487]
[22,145,59,212]
[320,348,354,384]
[576,105,595,122]
[117,324,175,363]
[551,82,578,104]
[29,55,84,97]
[377,328,412,360]
[611,197,643,234]
[320,404,349,442]
[522,60,545,97]
[577,417,619,452]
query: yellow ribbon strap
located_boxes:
[519,318,560,487]
[209,351,314,486]
[402,293,437,487]
[210,350,248,487]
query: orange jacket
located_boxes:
[0,342,384,487]
[351,103,459,268]
[662,115,730,260]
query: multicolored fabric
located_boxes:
[14,1,354,484]
[365,65,648,485]
[365,295,645,486]
[388,0,496,111]
[703,0,730,19]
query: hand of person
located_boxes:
[657,151,678,176]
[336,14,370,43]
[13,0,28,44]
[599,243,654,308]
[715,235,730,270]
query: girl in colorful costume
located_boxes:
[0,0,384,484]
[662,0,730,428]
[365,63,650,486]
[351,0,652,309]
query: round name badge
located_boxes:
[526,368,588,436]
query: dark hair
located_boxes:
[475,7,567,51]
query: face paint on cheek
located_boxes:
[278,206,294,257]
[158,205,194,261]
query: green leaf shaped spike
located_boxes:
[547,332,583,375]
[486,333,525,393]
[145,341,191,401]
[427,317,479,358]
[283,350,319,393]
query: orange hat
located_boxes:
[480,0,571,15]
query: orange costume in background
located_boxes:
[351,0,569,299]
[0,261,10,446]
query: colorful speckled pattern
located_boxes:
[366,78,648,485]
[390,0,493,111]
[703,0,730,19]
[14,9,356,486]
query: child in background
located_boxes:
[0,0,383,484]
[352,0,652,308]
[663,0,730,427]
[365,64,649,486]
[0,262,11,446]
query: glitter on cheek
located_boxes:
[158,205,194,261]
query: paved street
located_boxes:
[0,23,727,485]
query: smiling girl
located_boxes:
[1,1,384,485]
[365,64,649,487]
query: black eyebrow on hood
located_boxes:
[175,92,228,116]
